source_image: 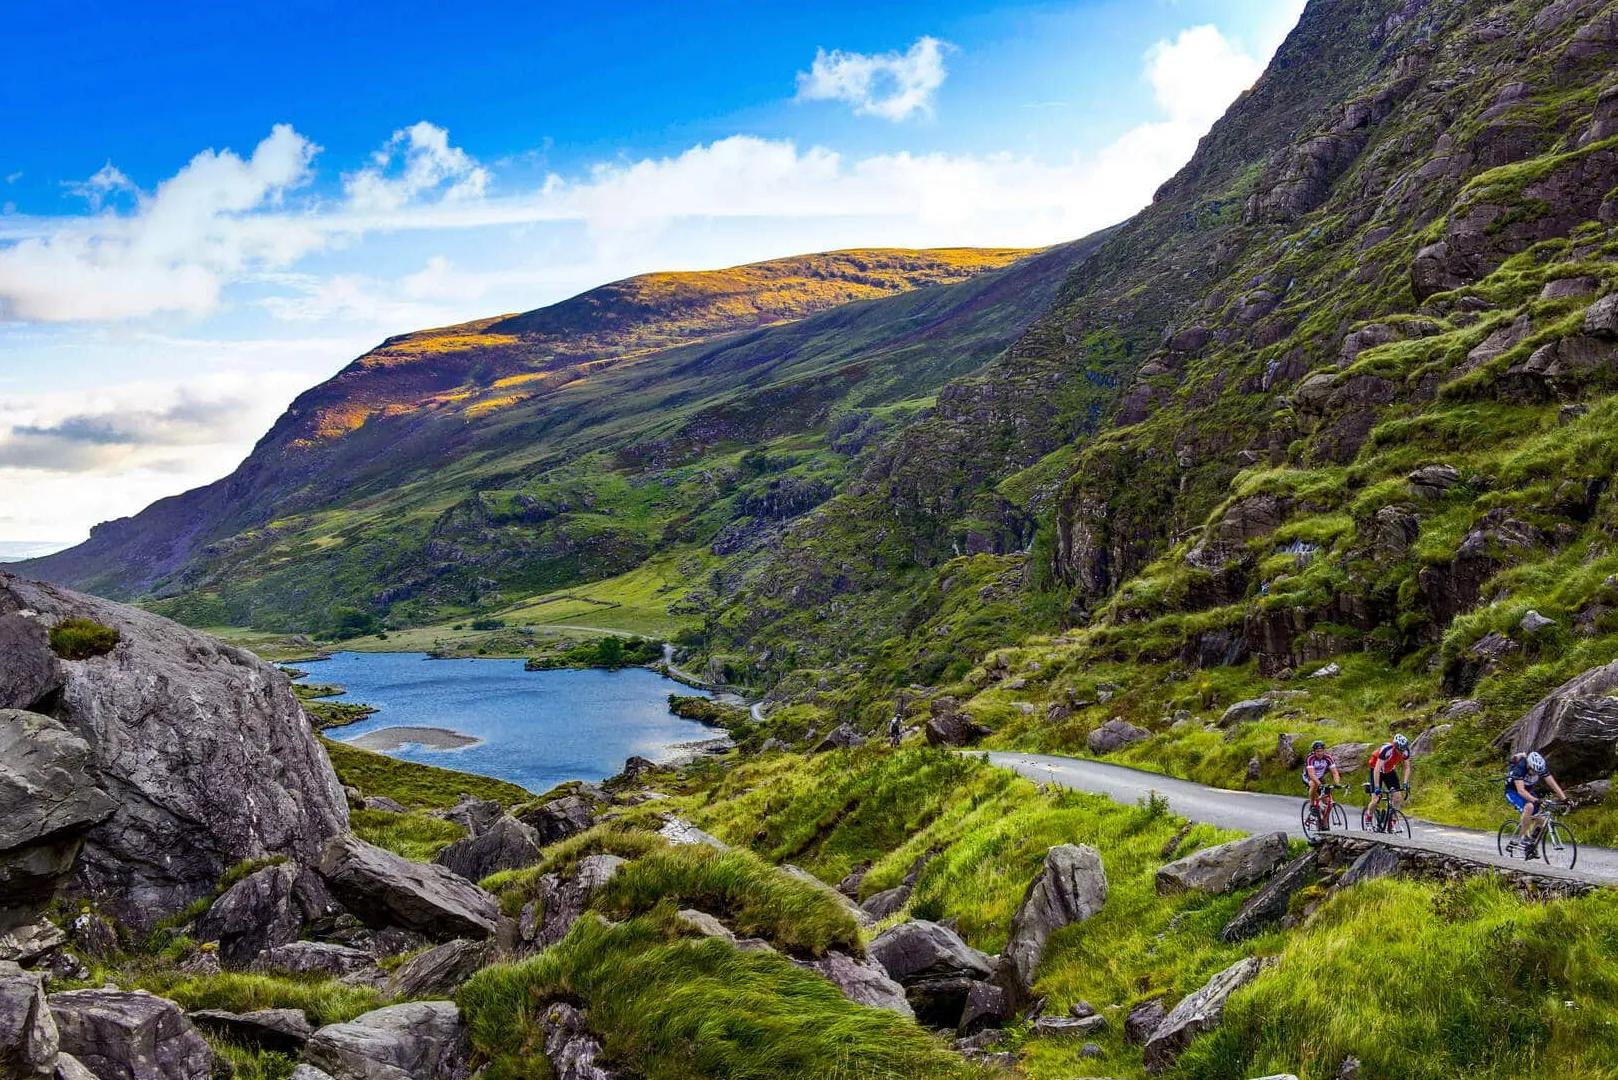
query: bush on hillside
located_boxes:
[48,617,121,660]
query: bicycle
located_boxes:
[1360,783,1412,838]
[1301,783,1348,843]
[1497,798,1578,869]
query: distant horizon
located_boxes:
[0,540,73,562]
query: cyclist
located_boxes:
[887,711,903,748]
[1302,739,1341,830]
[1365,734,1413,827]
[1505,750,1569,859]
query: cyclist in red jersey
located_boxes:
[1366,734,1412,816]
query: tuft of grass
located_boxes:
[459,913,995,1080]
[128,969,382,1027]
[49,616,121,659]
[349,808,465,861]
[592,846,861,957]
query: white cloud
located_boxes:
[345,122,491,212]
[1145,25,1266,128]
[796,36,951,121]
[0,124,320,322]
[64,162,135,210]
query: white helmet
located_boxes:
[1527,751,1547,772]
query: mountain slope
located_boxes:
[20,244,1080,627]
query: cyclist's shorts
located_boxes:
[1506,789,1536,812]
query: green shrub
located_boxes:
[48,617,120,660]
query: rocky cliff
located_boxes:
[0,574,348,929]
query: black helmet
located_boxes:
[1311,739,1326,751]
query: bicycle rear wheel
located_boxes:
[1542,821,1578,870]
[1498,820,1522,859]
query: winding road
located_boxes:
[984,751,1618,885]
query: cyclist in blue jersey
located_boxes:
[1505,750,1569,860]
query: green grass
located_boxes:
[322,737,531,808]
[349,807,466,861]
[1174,878,1618,1080]
[48,616,121,659]
[458,913,995,1080]
[133,969,382,1027]
[592,845,862,957]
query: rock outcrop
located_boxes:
[0,711,116,932]
[1220,851,1318,942]
[316,834,500,941]
[1087,718,1151,754]
[194,861,304,969]
[1157,833,1288,896]
[1496,658,1618,781]
[866,920,995,1029]
[925,699,993,747]
[0,575,349,931]
[519,855,626,950]
[1143,957,1265,1074]
[305,1001,470,1080]
[48,989,214,1080]
[432,815,542,882]
[384,940,490,1000]
[188,1008,313,1054]
[517,793,598,845]
[537,1002,616,1080]
[0,960,58,1076]
[798,952,913,1018]
[1002,844,1107,994]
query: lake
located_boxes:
[297,652,719,794]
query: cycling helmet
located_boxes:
[1311,739,1327,751]
[1392,733,1410,752]
[1528,751,1547,772]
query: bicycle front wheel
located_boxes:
[1498,820,1522,859]
[1387,807,1412,838]
[1301,801,1322,844]
[1331,803,1349,831]
[1542,822,1578,870]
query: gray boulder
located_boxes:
[814,725,867,752]
[1157,833,1289,896]
[780,864,875,928]
[1410,725,1452,759]
[924,700,993,748]
[0,922,66,966]
[867,921,994,985]
[49,989,214,1080]
[255,942,381,982]
[1220,851,1318,942]
[0,710,117,931]
[520,855,626,950]
[432,816,541,882]
[516,794,596,845]
[1003,845,1107,994]
[1219,699,1273,727]
[1337,844,1400,887]
[0,575,350,932]
[305,1001,470,1080]
[1032,1014,1106,1038]
[798,952,913,1019]
[1087,719,1151,755]
[194,862,303,969]
[860,886,912,920]
[439,796,503,838]
[1497,659,1618,780]
[53,1054,100,1080]
[675,909,733,941]
[316,834,499,941]
[1,959,58,1075]
[1408,464,1461,498]
[384,940,490,1000]
[538,1002,615,1080]
[1143,958,1265,1074]
[1565,778,1612,810]
[657,817,730,851]
[1125,998,1167,1044]
[289,1069,337,1080]
[957,981,1006,1035]
[361,797,408,814]
[188,1008,312,1054]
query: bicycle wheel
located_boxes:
[1542,822,1578,870]
[1301,802,1321,844]
[1330,803,1349,831]
[1498,820,1522,859]
[1386,806,1412,838]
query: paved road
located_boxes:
[985,751,1618,884]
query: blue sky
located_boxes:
[0,0,1306,545]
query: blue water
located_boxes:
[299,652,715,793]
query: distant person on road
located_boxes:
[1302,739,1341,829]
[1366,734,1412,817]
[1505,750,1569,860]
